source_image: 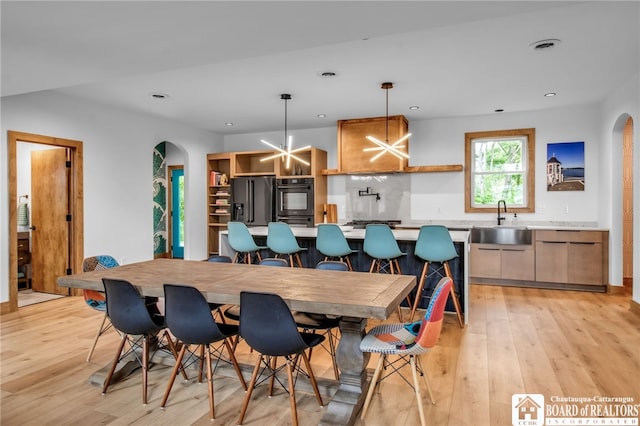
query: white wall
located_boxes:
[600,73,640,300]
[1,91,223,303]
[224,104,603,226]
[2,73,637,304]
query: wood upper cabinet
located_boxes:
[337,115,409,173]
[535,230,608,286]
[231,148,327,179]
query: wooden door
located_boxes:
[31,148,70,295]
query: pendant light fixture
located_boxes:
[364,82,411,162]
[260,94,310,169]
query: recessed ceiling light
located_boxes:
[494,109,504,113]
[150,92,169,99]
[225,122,234,126]
[544,92,557,97]
[318,71,338,78]
[317,114,327,118]
[409,106,420,110]
[529,38,561,51]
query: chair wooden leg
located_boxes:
[369,259,376,273]
[410,355,427,426]
[163,330,188,380]
[416,355,435,404]
[344,256,354,271]
[300,351,323,407]
[294,253,303,268]
[360,354,385,420]
[286,358,299,426]
[326,329,339,380]
[410,262,429,322]
[237,355,262,425]
[102,333,127,395]
[161,343,187,409]
[232,253,240,263]
[205,344,215,420]
[268,356,277,396]
[87,312,108,362]
[143,335,152,404]
[198,345,205,383]
[444,262,464,328]
[394,259,403,274]
[256,251,262,262]
[224,339,247,391]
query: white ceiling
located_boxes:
[2,1,638,135]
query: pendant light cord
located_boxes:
[385,86,389,143]
[281,93,291,148]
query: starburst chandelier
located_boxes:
[364,82,411,162]
[260,94,310,169]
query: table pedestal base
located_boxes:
[320,316,370,425]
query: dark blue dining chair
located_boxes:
[237,291,324,425]
[223,257,288,323]
[101,278,180,405]
[294,260,349,379]
[160,284,247,420]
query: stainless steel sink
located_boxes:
[471,226,532,245]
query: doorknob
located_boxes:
[29,225,36,231]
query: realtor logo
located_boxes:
[512,394,544,426]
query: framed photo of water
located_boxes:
[546,141,585,191]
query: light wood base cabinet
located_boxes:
[470,244,534,281]
[535,230,608,287]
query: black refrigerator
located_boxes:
[230,176,276,226]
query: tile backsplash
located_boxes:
[344,174,411,222]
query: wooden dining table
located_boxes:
[58,258,415,425]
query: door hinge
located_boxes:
[66,160,72,168]
[66,214,72,222]
[66,268,72,275]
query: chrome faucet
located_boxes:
[497,200,507,225]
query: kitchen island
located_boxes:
[220,226,470,324]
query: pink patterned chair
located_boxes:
[359,276,452,426]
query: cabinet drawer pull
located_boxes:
[478,248,500,251]
[541,241,565,244]
[503,249,525,252]
[569,242,596,245]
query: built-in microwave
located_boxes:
[276,178,314,225]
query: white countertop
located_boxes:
[395,222,608,232]
[222,226,470,243]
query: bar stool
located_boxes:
[315,224,357,270]
[363,224,408,320]
[411,225,464,327]
[266,222,307,267]
[227,221,266,264]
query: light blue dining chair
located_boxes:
[315,224,357,270]
[364,224,408,320]
[411,225,464,327]
[266,222,307,267]
[227,221,266,264]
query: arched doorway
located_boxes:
[622,117,634,290]
[153,141,185,259]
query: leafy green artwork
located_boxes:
[153,143,167,255]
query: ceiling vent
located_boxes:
[529,39,561,51]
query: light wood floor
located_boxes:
[1,285,638,425]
